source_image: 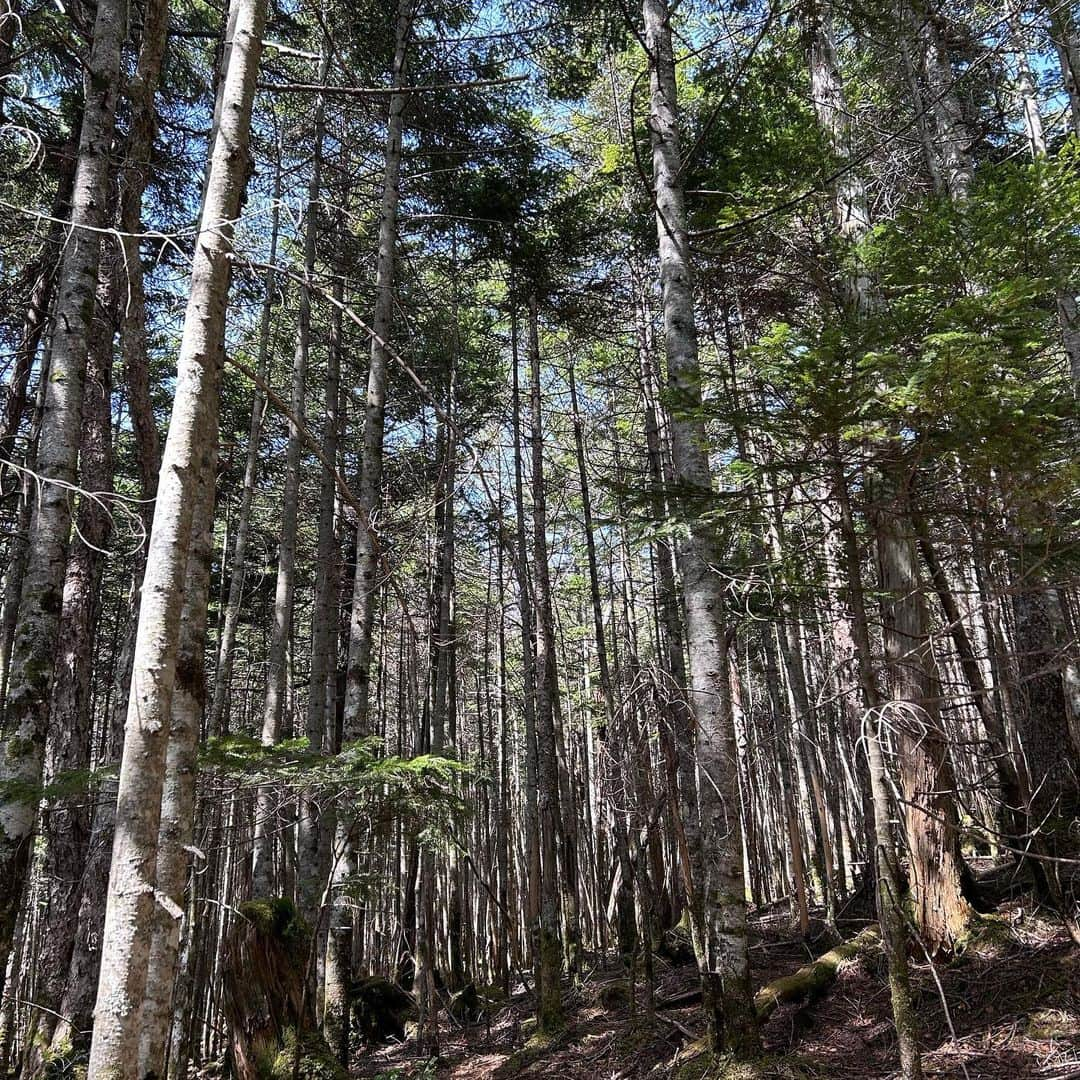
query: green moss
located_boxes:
[38,1035,89,1080]
[491,1025,569,1078]
[674,1044,789,1080]
[952,913,1013,959]
[1026,1007,1080,1039]
[268,1028,346,1080]
[239,897,308,947]
[536,926,565,1035]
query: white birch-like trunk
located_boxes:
[642,0,759,1057]
[87,0,267,1072]
[0,0,124,982]
[137,428,217,1077]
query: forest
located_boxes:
[0,0,1078,1076]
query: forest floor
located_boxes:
[352,893,1080,1080]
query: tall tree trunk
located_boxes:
[635,280,699,940]
[29,280,115,1061]
[0,138,77,472]
[0,0,125,987]
[527,295,565,1035]
[138,420,217,1077]
[117,0,169,517]
[299,251,342,931]
[509,300,541,997]
[209,153,282,737]
[1047,0,1080,136]
[568,359,636,961]
[832,457,923,1080]
[342,0,412,736]
[87,0,266,1071]
[252,46,327,898]
[910,0,975,199]
[642,0,758,1056]
[872,473,973,954]
[325,1,412,1045]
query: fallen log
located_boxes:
[656,925,881,1020]
[753,926,880,1021]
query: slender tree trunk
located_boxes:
[509,300,542,993]
[30,281,115,1061]
[252,47,327,898]
[138,418,217,1077]
[527,295,565,1035]
[117,0,169,516]
[342,0,412,735]
[1047,0,1080,136]
[299,253,342,929]
[635,281,699,940]
[568,360,636,960]
[0,0,125,987]
[209,153,282,737]
[833,458,923,1080]
[87,0,266,1071]
[326,2,412,1045]
[910,0,975,199]
[0,139,77,471]
[642,0,758,1055]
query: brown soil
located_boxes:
[353,900,1080,1080]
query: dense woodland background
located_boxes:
[0,0,1078,1076]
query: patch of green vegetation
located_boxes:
[491,1024,569,1078]
[238,896,308,947]
[952,913,1014,959]
[674,1045,814,1080]
[268,1028,346,1080]
[37,1034,88,1080]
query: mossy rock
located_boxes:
[350,975,417,1044]
[673,1043,774,1080]
[492,1026,568,1079]
[673,1039,711,1080]
[268,1028,346,1080]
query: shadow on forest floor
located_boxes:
[352,895,1080,1080]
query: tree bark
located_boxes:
[872,474,973,955]
[87,0,266,1070]
[0,0,125,987]
[252,45,327,898]
[138,413,217,1078]
[642,0,758,1056]
[342,0,412,737]
[117,0,169,519]
[29,278,115,1061]
[527,295,565,1035]
[209,153,282,738]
